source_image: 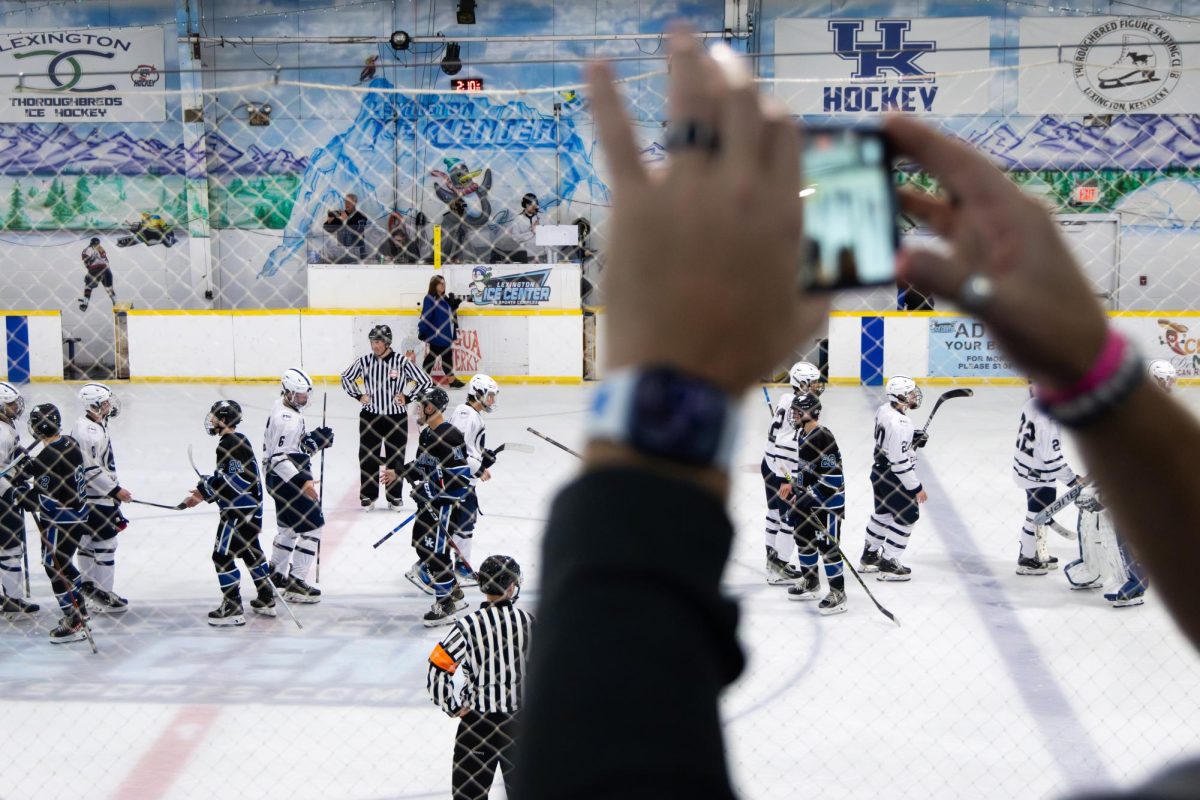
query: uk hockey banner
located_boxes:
[772,17,990,116]
[0,26,166,123]
[927,318,1017,378]
[1018,17,1198,114]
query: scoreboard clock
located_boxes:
[451,78,485,92]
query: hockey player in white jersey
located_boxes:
[447,374,500,586]
[862,376,927,580]
[263,368,334,603]
[0,382,38,620]
[72,382,132,613]
[1012,385,1084,575]
[762,361,825,585]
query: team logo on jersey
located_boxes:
[1072,19,1181,112]
[824,20,938,113]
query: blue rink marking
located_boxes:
[920,460,1113,789]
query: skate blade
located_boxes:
[49,631,88,644]
[1108,597,1145,608]
[787,591,819,602]
[283,592,320,604]
[858,564,880,573]
[876,573,911,582]
[819,604,848,616]
[1098,76,1156,89]
[766,575,793,586]
[3,611,38,622]
[207,615,247,627]
[251,605,278,617]
[1015,567,1049,576]
[89,605,129,615]
[1067,578,1102,590]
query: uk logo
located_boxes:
[824,19,940,113]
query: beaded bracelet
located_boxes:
[1035,328,1144,429]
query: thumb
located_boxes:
[897,247,969,305]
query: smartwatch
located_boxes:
[587,367,740,471]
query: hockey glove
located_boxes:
[911,430,929,449]
[411,481,437,508]
[792,487,818,512]
[480,448,497,470]
[196,477,217,503]
[1076,489,1105,513]
[310,426,335,450]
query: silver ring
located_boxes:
[665,119,720,154]
[958,273,994,313]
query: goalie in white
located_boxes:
[1012,384,1085,575]
[761,361,824,584]
[1068,361,1176,607]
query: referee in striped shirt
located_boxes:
[427,554,533,800]
[340,324,431,511]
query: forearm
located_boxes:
[1072,381,1200,648]
[516,466,741,799]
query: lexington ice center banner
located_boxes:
[1019,17,1200,114]
[0,26,166,123]
[773,17,990,115]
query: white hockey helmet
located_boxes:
[79,382,120,419]
[1148,359,1177,393]
[468,374,500,412]
[788,361,825,396]
[885,375,922,409]
[281,367,314,408]
[0,381,24,421]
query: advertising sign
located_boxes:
[928,317,1017,377]
[0,26,166,122]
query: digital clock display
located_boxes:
[451,78,485,92]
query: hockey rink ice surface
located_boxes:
[2,383,1199,800]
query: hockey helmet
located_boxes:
[790,393,821,426]
[468,374,500,412]
[0,381,24,422]
[205,399,243,435]
[1149,359,1177,393]
[28,403,62,439]
[788,361,825,396]
[79,382,120,420]
[477,554,522,598]
[368,324,393,345]
[885,376,922,410]
[281,368,313,409]
[415,386,450,414]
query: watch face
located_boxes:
[631,369,726,466]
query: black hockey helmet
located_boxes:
[89,237,101,246]
[205,399,242,435]
[368,324,393,345]
[28,403,62,438]
[791,392,821,423]
[477,554,522,598]
[414,386,449,412]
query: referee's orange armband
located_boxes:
[429,643,458,673]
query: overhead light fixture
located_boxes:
[247,102,272,126]
[441,42,463,75]
[389,30,411,51]
[457,1,477,25]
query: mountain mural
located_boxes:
[968,114,1200,171]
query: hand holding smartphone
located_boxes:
[799,127,900,291]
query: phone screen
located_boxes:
[800,127,899,291]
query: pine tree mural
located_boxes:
[5,182,29,230]
[72,176,98,216]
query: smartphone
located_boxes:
[799,127,900,291]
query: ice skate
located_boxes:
[423,594,469,628]
[454,562,478,587]
[859,545,881,573]
[1064,559,1102,589]
[387,499,404,512]
[269,570,289,589]
[207,598,246,627]
[361,498,375,511]
[1016,555,1050,576]
[818,588,847,616]
[1105,578,1146,608]
[1097,35,1158,90]
[250,589,277,617]
[49,611,87,644]
[77,297,88,311]
[1,595,39,621]
[284,576,321,604]
[86,587,129,614]
[405,562,436,595]
[876,556,912,582]
[787,569,821,601]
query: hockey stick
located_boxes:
[0,447,29,480]
[526,427,581,459]
[372,511,418,549]
[187,445,203,478]
[495,443,534,454]
[317,393,327,583]
[919,388,974,435]
[1032,483,1085,525]
[21,528,30,598]
[73,594,99,654]
[128,498,187,511]
[269,577,303,630]
[762,386,775,417]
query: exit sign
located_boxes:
[1072,185,1100,204]
[451,77,485,92]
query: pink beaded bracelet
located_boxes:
[1037,328,1127,407]
[1036,328,1144,428]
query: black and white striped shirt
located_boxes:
[340,350,432,416]
[427,600,535,716]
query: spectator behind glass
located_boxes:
[417,275,464,389]
[380,211,420,264]
[323,193,369,262]
[507,192,540,263]
[514,27,1200,800]
[440,198,469,265]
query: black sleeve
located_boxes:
[513,469,742,800]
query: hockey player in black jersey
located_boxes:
[384,387,472,626]
[182,400,276,626]
[15,404,91,643]
[782,394,848,614]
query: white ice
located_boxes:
[1,383,1198,800]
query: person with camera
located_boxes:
[419,275,465,388]
[323,193,369,263]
